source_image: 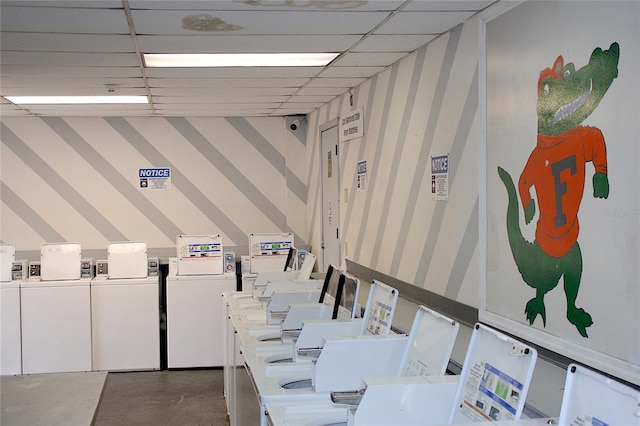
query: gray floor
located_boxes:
[94,369,230,426]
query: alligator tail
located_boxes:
[497,167,535,277]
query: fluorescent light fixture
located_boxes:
[144,53,339,67]
[4,96,148,104]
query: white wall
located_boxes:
[306,18,481,309]
[1,116,308,259]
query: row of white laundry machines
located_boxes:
[0,236,239,376]
[223,263,640,426]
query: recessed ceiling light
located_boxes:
[4,96,149,104]
[143,53,339,67]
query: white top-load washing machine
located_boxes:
[91,242,160,371]
[242,232,294,292]
[265,305,461,426]
[166,235,237,368]
[21,243,92,374]
[1,243,22,375]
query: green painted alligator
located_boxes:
[497,42,619,337]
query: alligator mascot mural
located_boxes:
[497,42,619,338]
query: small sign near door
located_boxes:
[357,160,367,191]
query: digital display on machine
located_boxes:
[187,243,221,257]
[258,241,292,255]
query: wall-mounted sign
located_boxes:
[357,160,367,191]
[139,167,171,191]
[339,107,364,142]
[431,154,449,200]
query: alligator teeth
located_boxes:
[552,78,592,125]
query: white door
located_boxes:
[321,124,341,271]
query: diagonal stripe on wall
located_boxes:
[2,121,128,242]
[0,181,65,242]
[43,117,181,243]
[166,117,303,243]
[104,117,247,244]
[226,117,307,204]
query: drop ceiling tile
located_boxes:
[296,87,348,96]
[0,33,135,53]
[0,6,129,34]
[2,1,122,8]
[353,34,437,52]
[131,10,390,35]
[144,67,323,78]
[150,87,297,96]
[1,51,139,67]
[375,11,476,34]
[288,95,337,103]
[305,77,366,88]
[1,77,144,89]
[147,77,310,88]
[152,96,290,104]
[130,0,405,12]
[402,1,495,12]
[331,52,406,67]
[0,65,143,78]
[318,66,386,78]
[137,34,360,54]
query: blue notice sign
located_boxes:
[139,167,171,190]
[431,154,449,200]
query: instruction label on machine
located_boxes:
[139,167,171,191]
[431,154,449,200]
[459,361,522,422]
[364,300,393,336]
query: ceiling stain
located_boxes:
[182,14,243,32]
[234,0,367,10]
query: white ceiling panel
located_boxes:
[0,33,135,53]
[0,6,129,34]
[129,1,406,12]
[152,96,290,104]
[136,34,362,53]
[144,67,323,78]
[403,1,494,12]
[305,77,367,88]
[353,34,438,52]
[1,52,139,67]
[150,87,298,96]
[331,52,407,67]
[0,65,143,78]
[1,77,144,89]
[147,78,310,88]
[0,0,497,117]
[376,11,476,34]
[130,10,391,35]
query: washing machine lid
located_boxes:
[176,234,223,275]
[399,306,460,377]
[558,363,640,425]
[107,242,147,279]
[361,279,399,336]
[448,323,538,423]
[40,243,81,281]
[0,243,15,282]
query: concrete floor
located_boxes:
[94,369,230,426]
